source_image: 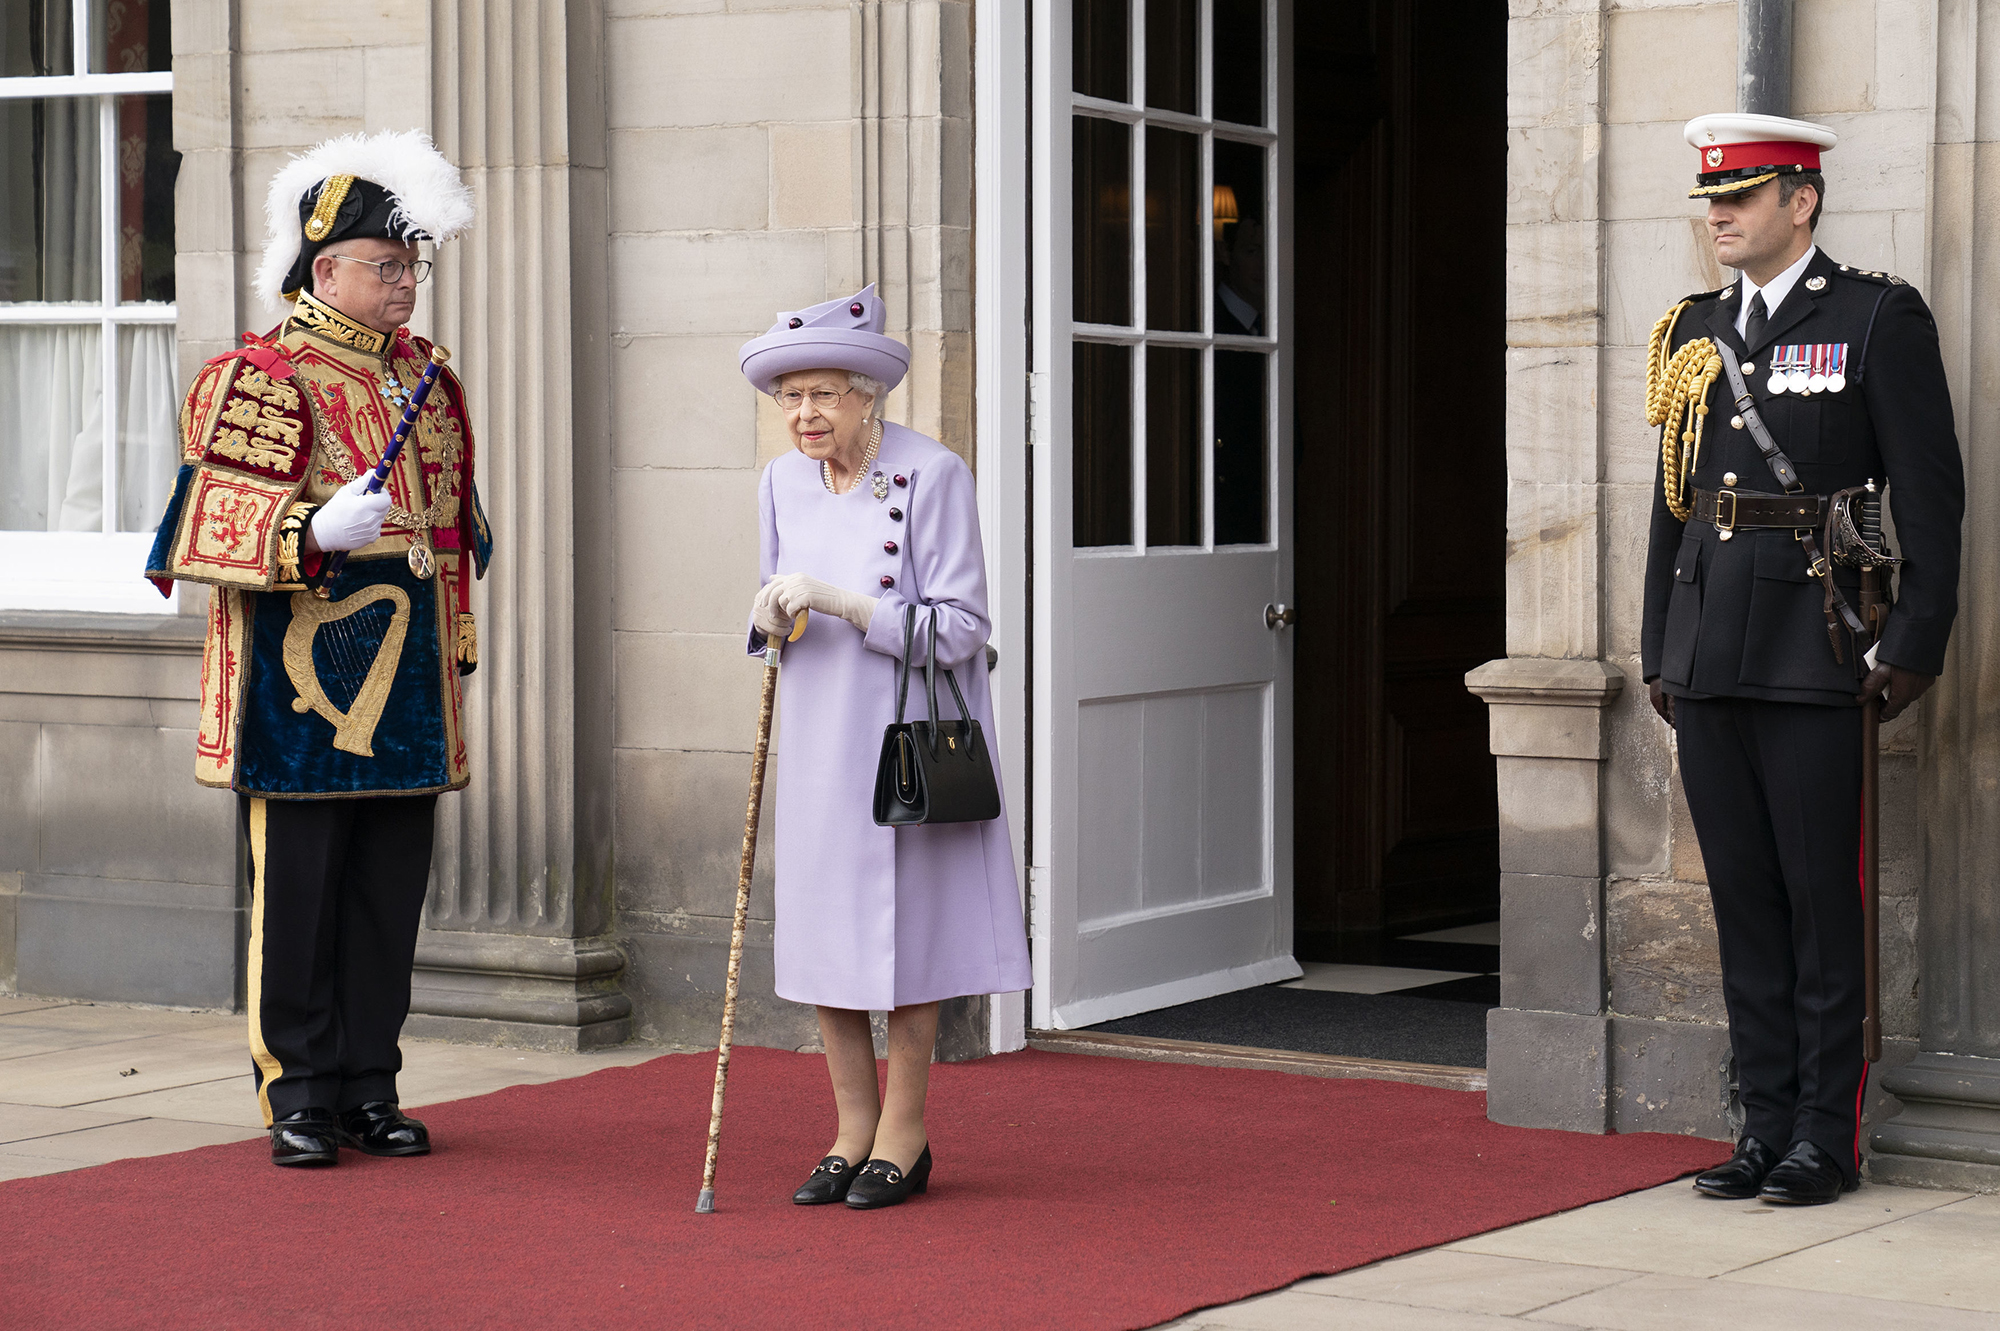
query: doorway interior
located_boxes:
[1080,0,1507,1068]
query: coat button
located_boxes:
[1724,472,1738,486]
[893,474,907,487]
[884,540,899,554]
[889,507,903,521]
[880,575,895,588]
[1742,362,1755,374]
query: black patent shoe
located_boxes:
[1693,1135,1781,1199]
[793,1155,861,1205]
[845,1145,932,1210]
[337,1101,431,1157]
[271,1108,341,1167]
[1758,1140,1857,1206]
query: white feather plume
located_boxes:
[254,130,476,311]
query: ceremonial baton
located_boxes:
[696,607,808,1214]
[316,344,452,599]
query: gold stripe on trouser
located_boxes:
[245,798,285,1128]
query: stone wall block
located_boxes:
[169,0,231,53]
[1505,481,1601,660]
[1606,876,1726,1022]
[610,128,772,233]
[1495,755,1603,878]
[610,335,760,470]
[1600,356,1656,487]
[610,234,830,336]
[1500,872,1604,1014]
[171,54,234,152]
[613,747,775,921]
[172,150,237,254]
[1504,347,1598,485]
[15,891,237,1008]
[1601,121,1695,223]
[1506,11,1603,129]
[236,49,366,148]
[1603,5,1734,126]
[238,0,425,52]
[361,46,432,134]
[1609,1015,1733,1138]
[0,723,37,871]
[1507,124,1599,224]
[606,11,853,129]
[1601,672,1677,878]
[612,633,770,753]
[1603,218,1727,349]
[1793,0,1879,114]
[1487,1008,1610,1132]
[772,121,862,230]
[1507,221,1601,347]
[612,469,761,633]
[1806,110,1933,216]
[621,928,820,1051]
[40,725,235,887]
[1600,480,1654,655]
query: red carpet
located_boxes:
[0,1048,1724,1329]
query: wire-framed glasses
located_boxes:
[330,254,434,285]
[773,386,861,412]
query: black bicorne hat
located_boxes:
[280,176,435,300]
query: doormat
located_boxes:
[0,1047,1725,1330]
[1087,984,1494,1067]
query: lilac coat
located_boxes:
[751,424,1032,1011]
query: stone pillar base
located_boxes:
[1869,1051,2000,1192]
[407,931,633,1052]
[1487,1008,1609,1132]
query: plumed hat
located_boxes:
[254,130,476,310]
[739,284,911,394]
[1684,113,1838,199]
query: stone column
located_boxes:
[404,0,629,1050]
[1869,3,2000,1188]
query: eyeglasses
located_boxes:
[330,254,433,285]
[773,386,861,412]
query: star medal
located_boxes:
[872,471,890,501]
[408,537,436,581]
[380,375,414,415]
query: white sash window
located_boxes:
[0,0,179,612]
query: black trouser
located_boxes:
[1674,697,1867,1182]
[239,794,438,1126]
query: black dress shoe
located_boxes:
[793,1155,861,1205]
[1758,1140,1857,1206]
[845,1145,932,1210]
[271,1109,341,1167]
[336,1101,431,1157]
[1693,1135,1781,1199]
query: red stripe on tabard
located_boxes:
[1704,139,1823,174]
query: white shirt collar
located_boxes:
[1736,244,1818,337]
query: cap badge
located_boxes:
[1705,147,1725,168]
[303,174,357,243]
[1805,276,1826,291]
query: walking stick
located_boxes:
[1857,483,1889,1065]
[696,607,808,1213]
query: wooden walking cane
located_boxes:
[695,608,808,1213]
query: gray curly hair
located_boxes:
[848,372,886,416]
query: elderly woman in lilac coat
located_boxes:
[740,286,1031,1210]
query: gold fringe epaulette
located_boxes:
[1646,301,1723,523]
[456,611,479,668]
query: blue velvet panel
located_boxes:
[470,482,493,578]
[143,463,195,586]
[236,558,454,796]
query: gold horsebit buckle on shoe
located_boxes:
[857,1161,903,1184]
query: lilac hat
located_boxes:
[739,284,911,394]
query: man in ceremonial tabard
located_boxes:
[1643,115,1964,1205]
[145,131,491,1166]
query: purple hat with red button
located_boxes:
[739,284,911,395]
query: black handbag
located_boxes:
[872,605,1002,826]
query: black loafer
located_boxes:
[271,1108,341,1167]
[845,1145,932,1210]
[793,1155,860,1205]
[1758,1140,1857,1205]
[337,1101,431,1157]
[1693,1135,1781,1199]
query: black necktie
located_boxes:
[1744,291,1769,349]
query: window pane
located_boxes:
[1,0,75,77]
[1213,0,1266,127]
[1146,345,1199,547]
[1073,116,1132,326]
[1073,341,1133,547]
[92,0,169,73]
[0,97,101,302]
[1214,350,1267,544]
[1144,126,1199,331]
[118,93,180,303]
[1212,138,1266,335]
[1144,0,1197,114]
[0,325,104,530]
[1073,0,1128,101]
[116,323,178,531]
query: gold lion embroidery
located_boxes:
[233,368,303,412]
[283,586,411,756]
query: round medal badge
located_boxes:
[408,542,436,581]
[1766,373,1788,395]
[1807,373,1828,394]
[1826,373,1847,393]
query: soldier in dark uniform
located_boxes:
[1641,114,1965,1205]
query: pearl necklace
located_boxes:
[821,420,883,496]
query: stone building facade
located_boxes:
[3,0,1997,1188]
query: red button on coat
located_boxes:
[880,575,895,588]
[893,474,907,487]
[884,540,899,554]
[889,508,903,521]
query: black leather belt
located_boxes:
[1693,487,1828,533]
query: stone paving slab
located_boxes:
[1721,1192,2000,1314]
[14,1115,263,1164]
[1292,1251,1640,1317]
[0,1102,141,1145]
[1525,1271,2000,1329]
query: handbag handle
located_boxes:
[894,603,916,724]
[919,608,975,759]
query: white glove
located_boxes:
[772,572,878,635]
[751,579,793,638]
[305,473,392,554]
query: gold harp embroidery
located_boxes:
[282,585,411,756]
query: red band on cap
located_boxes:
[1699,139,1822,175]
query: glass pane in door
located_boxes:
[1212,138,1266,335]
[1073,0,1130,101]
[1073,116,1132,326]
[1146,345,1200,547]
[1145,0,1198,114]
[1144,127,1200,332]
[1213,349,1267,544]
[1212,0,1266,127]
[1074,341,1134,547]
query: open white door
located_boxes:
[1032,0,1296,1030]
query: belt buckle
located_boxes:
[1715,488,1739,542]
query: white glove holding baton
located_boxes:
[304,473,393,554]
[766,572,878,635]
